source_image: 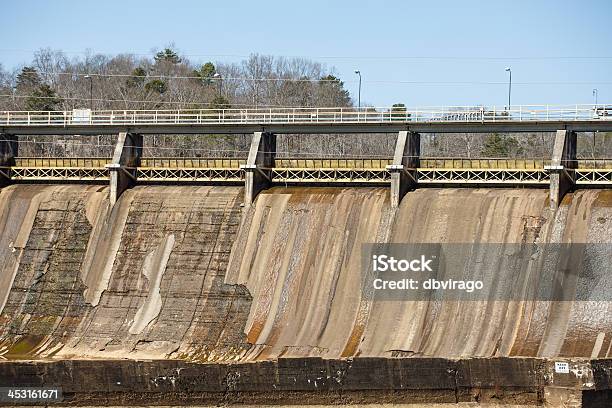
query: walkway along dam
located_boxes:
[0,106,611,406]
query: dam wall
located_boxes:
[0,185,609,361]
[226,187,611,360]
[0,184,610,405]
[0,185,251,361]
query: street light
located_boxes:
[84,74,93,110]
[354,70,361,109]
[504,67,511,110]
[213,73,222,97]
[592,89,599,153]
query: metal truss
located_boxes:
[574,169,612,185]
[136,167,244,182]
[416,168,550,185]
[8,167,109,181]
[3,163,609,187]
[271,168,390,183]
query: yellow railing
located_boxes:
[275,158,392,169]
[8,157,612,170]
[575,159,612,169]
[14,157,112,167]
[139,157,247,168]
[277,158,553,170]
[420,158,550,169]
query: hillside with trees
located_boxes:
[1,47,609,159]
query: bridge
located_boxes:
[1,105,611,209]
[2,104,612,134]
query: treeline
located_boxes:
[1,47,609,159]
[0,47,352,111]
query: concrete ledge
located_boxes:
[0,357,608,406]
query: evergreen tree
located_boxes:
[391,103,410,121]
[210,95,231,109]
[126,67,147,88]
[154,48,181,64]
[25,84,61,111]
[16,66,42,90]
[145,79,168,94]
[195,62,216,85]
[318,75,351,106]
[481,134,523,157]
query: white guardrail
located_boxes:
[0,105,611,126]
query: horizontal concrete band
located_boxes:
[0,358,609,405]
[2,120,612,135]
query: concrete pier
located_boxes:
[0,134,17,185]
[242,131,276,205]
[387,131,420,207]
[107,132,142,207]
[547,130,577,208]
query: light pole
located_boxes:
[593,89,600,150]
[504,67,511,110]
[354,70,361,109]
[84,74,93,110]
[213,73,222,97]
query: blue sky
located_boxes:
[1,0,611,107]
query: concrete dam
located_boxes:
[0,112,611,405]
[0,184,611,405]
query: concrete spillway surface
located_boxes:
[0,184,610,405]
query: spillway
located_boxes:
[0,184,610,405]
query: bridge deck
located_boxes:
[2,105,612,134]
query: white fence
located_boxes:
[1,105,610,126]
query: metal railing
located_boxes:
[140,157,247,168]
[420,157,551,169]
[8,157,612,170]
[275,157,392,169]
[3,156,611,185]
[14,157,112,167]
[574,158,612,169]
[1,104,611,126]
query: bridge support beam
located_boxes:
[107,132,142,207]
[0,134,17,186]
[242,131,276,206]
[387,131,420,208]
[546,130,577,209]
